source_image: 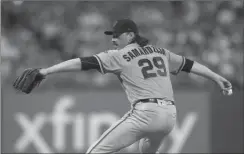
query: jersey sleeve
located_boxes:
[94,50,122,74]
[165,49,185,75]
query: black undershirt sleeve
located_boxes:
[79,56,101,71]
[181,58,194,73]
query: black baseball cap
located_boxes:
[104,19,139,36]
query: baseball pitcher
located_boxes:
[13,19,233,154]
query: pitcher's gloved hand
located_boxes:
[13,68,45,94]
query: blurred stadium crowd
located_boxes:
[1,1,243,90]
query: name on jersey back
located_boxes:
[123,46,166,62]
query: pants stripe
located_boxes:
[86,111,131,154]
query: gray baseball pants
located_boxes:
[86,100,176,154]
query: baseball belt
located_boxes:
[136,98,175,106]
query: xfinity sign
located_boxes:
[14,95,198,153]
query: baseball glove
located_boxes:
[13,68,45,94]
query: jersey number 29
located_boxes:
[138,56,167,79]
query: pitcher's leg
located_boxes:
[139,132,166,154]
[138,105,177,154]
[86,113,144,154]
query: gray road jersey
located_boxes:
[94,43,185,105]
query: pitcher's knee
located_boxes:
[139,138,151,153]
[139,137,161,154]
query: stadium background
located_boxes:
[1,1,243,153]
